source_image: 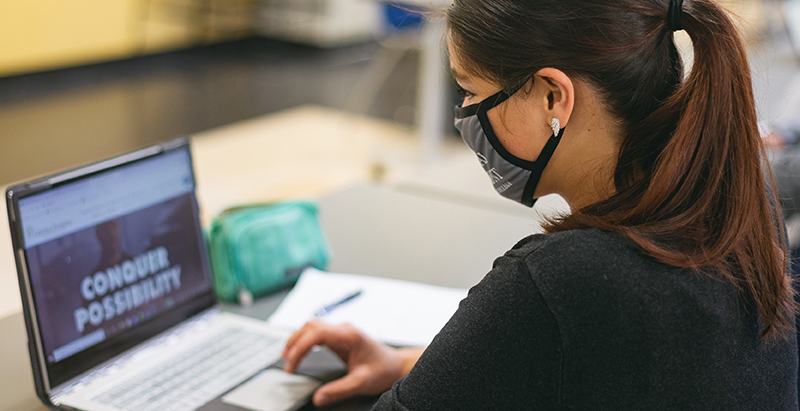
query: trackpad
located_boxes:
[221,369,321,411]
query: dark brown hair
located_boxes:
[447,0,796,339]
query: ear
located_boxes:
[533,68,575,129]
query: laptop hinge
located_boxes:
[50,308,221,401]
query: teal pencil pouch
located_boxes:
[207,201,330,304]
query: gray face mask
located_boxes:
[454,90,564,207]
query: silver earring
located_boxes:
[550,118,561,136]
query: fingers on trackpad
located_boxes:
[272,346,347,382]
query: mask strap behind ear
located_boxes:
[478,76,535,113]
[455,76,533,118]
[520,126,565,207]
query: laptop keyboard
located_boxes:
[91,327,282,411]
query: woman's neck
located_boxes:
[548,83,622,211]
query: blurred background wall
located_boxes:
[0,0,427,188]
[0,0,795,190]
[0,0,768,78]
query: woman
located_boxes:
[283,0,799,408]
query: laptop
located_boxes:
[6,137,337,411]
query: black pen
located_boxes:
[315,290,363,317]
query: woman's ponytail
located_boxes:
[619,0,796,339]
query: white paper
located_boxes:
[221,369,321,411]
[267,268,469,347]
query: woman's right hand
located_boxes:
[282,321,422,407]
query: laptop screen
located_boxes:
[16,146,214,373]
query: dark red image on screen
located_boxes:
[25,194,210,362]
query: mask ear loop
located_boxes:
[520,122,566,207]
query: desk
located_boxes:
[0,181,543,411]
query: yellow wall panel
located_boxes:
[0,0,253,77]
[139,0,196,53]
[0,0,139,76]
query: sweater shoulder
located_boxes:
[502,229,677,300]
[503,228,636,269]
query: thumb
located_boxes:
[312,373,365,407]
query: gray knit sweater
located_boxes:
[373,229,798,410]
